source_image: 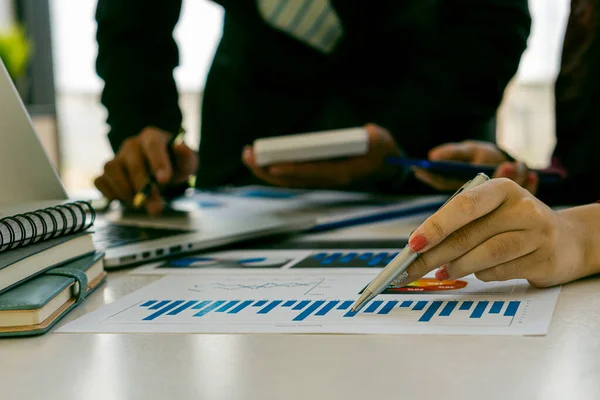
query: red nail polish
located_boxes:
[435,266,449,281]
[409,235,428,252]
[503,164,515,177]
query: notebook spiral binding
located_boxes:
[0,201,95,252]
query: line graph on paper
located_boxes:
[187,277,329,296]
[210,281,323,291]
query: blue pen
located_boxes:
[385,156,564,185]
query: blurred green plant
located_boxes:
[0,25,32,81]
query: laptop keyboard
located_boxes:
[93,223,192,250]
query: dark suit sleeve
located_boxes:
[378,0,531,152]
[95,0,183,153]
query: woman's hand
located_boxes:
[402,178,600,287]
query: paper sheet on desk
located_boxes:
[59,271,560,336]
[175,186,445,229]
[131,248,407,276]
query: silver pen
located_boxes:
[351,173,490,313]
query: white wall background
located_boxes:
[50,0,572,94]
[49,0,224,93]
[0,1,14,29]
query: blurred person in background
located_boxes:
[93,0,530,214]
[399,0,600,290]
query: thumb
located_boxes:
[141,130,173,184]
[428,142,476,162]
[172,143,199,180]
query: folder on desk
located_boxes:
[0,252,106,337]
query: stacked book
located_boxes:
[0,200,105,336]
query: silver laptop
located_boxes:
[0,60,314,268]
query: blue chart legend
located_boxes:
[293,251,399,268]
[137,298,522,325]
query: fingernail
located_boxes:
[528,173,536,184]
[156,170,169,183]
[243,146,252,161]
[435,266,449,281]
[503,164,516,177]
[409,234,428,252]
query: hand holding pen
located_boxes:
[352,172,589,312]
[352,173,490,312]
[94,126,198,215]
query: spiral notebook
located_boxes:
[0,200,95,252]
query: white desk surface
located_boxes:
[2,218,600,400]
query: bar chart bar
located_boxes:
[343,309,358,318]
[364,300,383,313]
[384,252,399,264]
[337,300,353,310]
[399,300,413,308]
[459,301,474,311]
[258,300,283,314]
[192,300,212,310]
[339,253,357,263]
[228,300,253,314]
[293,300,311,310]
[470,301,489,318]
[193,300,226,317]
[149,300,170,310]
[141,300,157,307]
[378,301,398,315]
[216,300,240,313]
[315,300,339,316]
[490,301,504,314]
[504,301,520,317]
[414,301,428,311]
[439,301,458,317]
[419,301,443,322]
[144,300,184,321]
[322,253,342,265]
[368,253,388,266]
[282,300,296,307]
[167,300,198,315]
[293,300,325,321]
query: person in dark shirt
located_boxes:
[93,0,530,214]
[414,0,600,205]
[398,0,600,288]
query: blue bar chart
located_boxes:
[60,274,560,335]
[293,251,399,268]
[137,298,522,325]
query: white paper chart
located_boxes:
[60,273,560,335]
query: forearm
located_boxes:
[96,0,183,152]
[558,204,600,280]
